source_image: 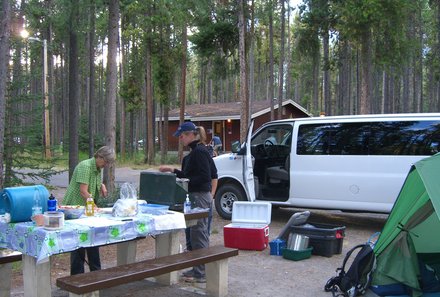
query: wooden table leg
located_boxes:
[155,230,180,285]
[22,255,51,297]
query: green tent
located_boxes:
[372,153,440,296]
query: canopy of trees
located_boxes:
[0,0,439,188]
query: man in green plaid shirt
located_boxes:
[63,146,116,275]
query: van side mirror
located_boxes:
[231,140,241,153]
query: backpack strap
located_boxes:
[340,244,367,273]
[325,276,349,297]
[324,245,365,294]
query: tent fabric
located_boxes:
[374,232,419,288]
[372,153,440,297]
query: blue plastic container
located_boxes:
[270,238,287,256]
[139,203,170,215]
[0,185,49,222]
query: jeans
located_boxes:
[185,199,213,252]
[187,191,212,278]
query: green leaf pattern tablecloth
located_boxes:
[0,211,186,263]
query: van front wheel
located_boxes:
[214,184,246,220]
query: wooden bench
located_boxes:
[0,249,22,265]
[0,249,22,297]
[184,210,209,227]
[57,245,238,297]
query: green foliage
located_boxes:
[296,25,320,57]
[189,1,239,78]
[190,21,238,58]
[332,0,413,66]
[153,47,176,104]
[119,77,143,112]
[79,116,105,151]
[423,1,440,81]
[4,74,60,187]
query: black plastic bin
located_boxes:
[289,222,345,257]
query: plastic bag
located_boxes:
[112,183,138,217]
[120,182,138,200]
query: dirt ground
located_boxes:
[9,185,387,297]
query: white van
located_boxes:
[213,113,440,219]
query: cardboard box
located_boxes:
[224,202,272,251]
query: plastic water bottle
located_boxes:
[47,193,57,211]
[32,187,43,216]
[86,196,94,216]
[184,194,191,213]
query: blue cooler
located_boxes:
[0,185,49,222]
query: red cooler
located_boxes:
[224,201,272,251]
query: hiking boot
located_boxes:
[182,269,195,277]
[183,276,206,283]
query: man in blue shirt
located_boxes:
[210,135,222,156]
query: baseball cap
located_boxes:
[173,122,197,137]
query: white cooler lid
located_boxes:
[231,201,272,225]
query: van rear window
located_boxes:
[297,121,440,156]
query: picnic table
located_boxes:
[0,209,192,297]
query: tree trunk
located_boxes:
[359,30,372,114]
[88,0,96,157]
[103,0,119,194]
[285,2,292,101]
[402,66,410,113]
[68,2,80,180]
[381,70,387,113]
[249,37,254,110]
[249,0,255,111]
[199,64,206,104]
[414,3,423,113]
[312,50,320,114]
[119,10,127,160]
[323,30,331,115]
[0,0,11,188]
[145,34,154,164]
[268,0,275,120]
[178,25,187,163]
[160,105,169,163]
[338,40,351,115]
[238,0,248,142]
[277,0,285,119]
